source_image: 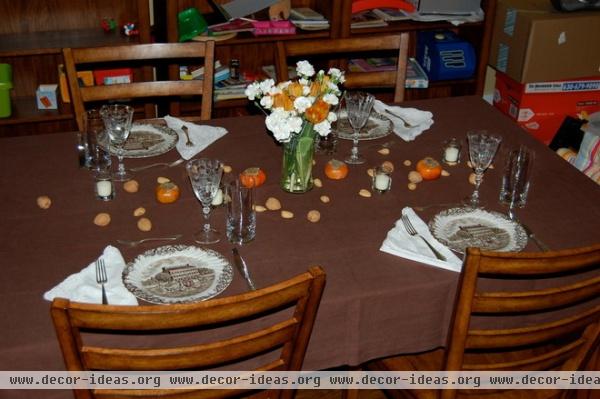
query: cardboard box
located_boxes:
[493,71,600,144]
[489,0,600,83]
[58,65,94,103]
[407,0,481,14]
[36,84,58,110]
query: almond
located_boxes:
[359,189,372,198]
[37,195,52,209]
[313,178,323,188]
[123,180,139,193]
[320,195,330,203]
[307,210,321,223]
[137,217,152,232]
[281,210,294,219]
[133,207,146,217]
[265,197,282,211]
[93,212,111,227]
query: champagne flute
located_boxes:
[100,104,134,182]
[466,130,502,208]
[186,158,223,244]
[344,91,375,165]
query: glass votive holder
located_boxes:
[442,138,461,166]
[94,171,115,201]
[372,165,392,194]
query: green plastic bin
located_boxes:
[0,63,13,118]
[178,7,207,42]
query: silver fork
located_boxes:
[129,158,184,172]
[401,215,447,261]
[384,109,414,128]
[116,234,183,247]
[182,125,194,147]
[95,259,108,305]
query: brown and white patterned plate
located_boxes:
[123,245,233,304]
[335,110,392,141]
[108,123,178,159]
[429,207,528,254]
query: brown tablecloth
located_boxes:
[1,96,599,397]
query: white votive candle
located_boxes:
[211,188,223,206]
[96,180,112,197]
[374,173,391,191]
[445,147,459,163]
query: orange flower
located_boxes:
[309,82,321,97]
[305,99,330,124]
[286,82,304,98]
[272,92,294,111]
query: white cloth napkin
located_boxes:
[380,207,463,272]
[373,100,434,141]
[44,246,138,305]
[164,115,228,160]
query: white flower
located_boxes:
[322,93,339,106]
[299,78,309,86]
[314,120,332,137]
[302,85,311,96]
[327,111,338,122]
[327,68,343,81]
[259,79,275,93]
[260,95,273,109]
[265,109,303,143]
[296,61,315,77]
[244,82,261,100]
[268,86,282,96]
[293,96,312,114]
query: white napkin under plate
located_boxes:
[380,207,463,272]
[44,246,138,305]
[373,100,434,142]
[164,115,228,160]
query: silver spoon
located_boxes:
[182,125,194,147]
[116,234,183,247]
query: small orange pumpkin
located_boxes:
[416,157,442,180]
[156,181,180,204]
[324,159,349,180]
[240,167,267,188]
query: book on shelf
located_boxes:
[261,64,297,80]
[182,61,231,84]
[289,7,326,20]
[349,57,429,88]
[350,10,388,29]
[208,18,255,34]
[371,8,410,21]
[214,71,264,101]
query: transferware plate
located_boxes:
[109,123,178,159]
[122,245,233,304]
[336,111,392,141]
[429,207,528,254]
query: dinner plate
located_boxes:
[122,245,233,304]
[109,123,178,159]
[335,110,392,141]
[429,207,528,254]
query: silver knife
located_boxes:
[231,248,257,291]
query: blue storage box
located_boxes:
[416,31,476,81]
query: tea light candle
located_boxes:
[444,147,459,163]
[211,188,223,206]
[443,138,461,165]
[96,180,112,197]
[373,166,392,193]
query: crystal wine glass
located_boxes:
[186,158,223,244]
[100,104,134,182]
[466,130,502,208]
[344,91,375,165]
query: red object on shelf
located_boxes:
[252,20,296,36]
[351,0,415,14]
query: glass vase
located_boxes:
[280,122,316,193]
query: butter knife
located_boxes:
[231,248,257,291]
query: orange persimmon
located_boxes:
[240,167,267,188]
[324,159,349,180]
[156,181,180,203]
[416,157,442,180]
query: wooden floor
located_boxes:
[296,389,387,399]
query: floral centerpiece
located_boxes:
[245,61,345,193]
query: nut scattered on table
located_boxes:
[313,178,323,188]
[441,169,450,177]
[307,210,321,223]
[467,161,473,169]
[222,165,232,173]
[359,189,372,198]
[137,217,152,231]
[36,195,52,209]
[381,161,394,173]
[123,180,139,193]
[367,168,375,177]
[378,148,390,155]
[408,182,417,191]
[403,160,412,167]
[408,171,423,184]
[156,176,170,184]
[133,207,146,217]
[281,210,294,219]
[265,197,282,211]
[468,172,477,185]
[93,212,111,227]
[254,205,267,212]
[320,195,330,203]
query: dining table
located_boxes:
[1,96,599,399]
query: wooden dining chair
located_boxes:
[51,266,326,399]
[275,33,409,103]
[63,41,215,132]
[368,244,600,399]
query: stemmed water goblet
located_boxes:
[186,158,223,244]
[466,130,502,208]
[100,104,134,182]
[344,91,375,165]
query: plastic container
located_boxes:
[0,63,12,118]
[178,7,207,42]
